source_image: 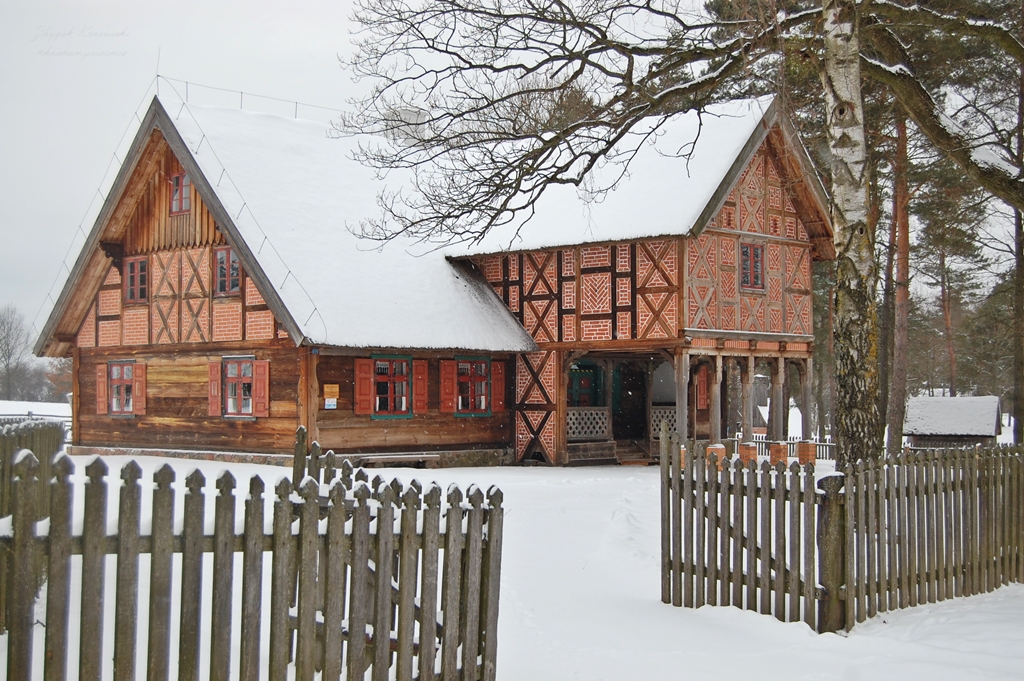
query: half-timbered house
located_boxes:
[36,94,832,465]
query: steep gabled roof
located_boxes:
[447,96,834,259]
[36,97,538,356]
[904,396,1002,437]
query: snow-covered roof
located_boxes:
[904,396,1001,437]
[447,96,816,256]
[125,97,537,352]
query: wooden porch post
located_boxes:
[710,355,723,444]
[674,348,690,442]
[741,355,754,442]
[802,357,814,441]
[602,360,614,440]
[771,356,785,441]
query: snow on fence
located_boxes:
[659,422,1024,633]
[2,451,504,681]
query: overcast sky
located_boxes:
[0,0,361,337]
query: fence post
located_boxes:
[7,450,39,681]
[817,474,846,633]
[293,426,308,485]
[659,420,671,604]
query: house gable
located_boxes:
[685,136,816,336]
[36,100,300,357]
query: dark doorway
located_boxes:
[613,362,647,439]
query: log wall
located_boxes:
[76,341,300,453]
[313,355,513,453]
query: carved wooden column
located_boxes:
[741,355,754,441]
[802,357,814,441]
[710,355,723,444]
[674,348,690,442]
[771,355,785,441]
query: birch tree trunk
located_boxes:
[886,114,910,457]
[823,0,882,466]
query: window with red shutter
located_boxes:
[456,359,490,414]
[108,361,134,415]
[371,357,412,418]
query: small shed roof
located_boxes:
[903,396,1002,437]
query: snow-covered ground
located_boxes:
[3,455,1022,680]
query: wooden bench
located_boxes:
[352,452,441,469]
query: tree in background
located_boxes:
[912,158,990,397]
[0,304,67,402]
[0,304,31,400]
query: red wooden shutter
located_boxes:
[354,358,374,415]
[208,361,222,417]
[413,360,428,414]
[253,360,270,417]
[96,364,108,415]
[440,360,457,413]
[133,363,147,416]
[491,360,506,412]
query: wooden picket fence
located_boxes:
[0,418,65,634]
[0,417,65,518]
[843,448,1024,630]
[3,450,504,681]
[660,423,1024,633]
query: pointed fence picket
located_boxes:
[660,420,1024,633]
[1,450,504,681]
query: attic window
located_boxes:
[215,246,241,295]
[170,172,191,215]
[741,243,764,290]
[124,256,147,303]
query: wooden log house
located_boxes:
[36,95,833,465]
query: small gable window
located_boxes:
[124,256,147,303]
[170,172,191,215]
[741,243,764,290]
[215,246,241,295]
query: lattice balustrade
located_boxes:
[650,406,677,439]
[567,407,612,441]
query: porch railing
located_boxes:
[567,407,612,441]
